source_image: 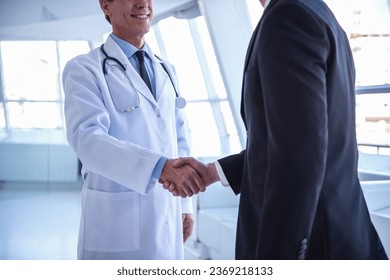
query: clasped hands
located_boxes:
[159,157,219,197]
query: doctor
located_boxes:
[63,0,204,260]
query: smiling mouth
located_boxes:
[132,14,150,20]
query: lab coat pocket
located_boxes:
[84,188,140,252]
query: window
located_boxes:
[325,0,390,154]
[0,105,5,130]
[0,1,388,155]
[1,41,59,129]
[0,40,89,141]
[150,16,241,157]
[246,0,263,28]
[356,93,390,146]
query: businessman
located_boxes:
[164,0,388,260]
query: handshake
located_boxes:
[159,157,220,197]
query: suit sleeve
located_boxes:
[218,150,245,195]
[256,2,330,257]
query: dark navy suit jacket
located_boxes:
[218,0,388,260]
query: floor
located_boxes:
[0,180,81,260]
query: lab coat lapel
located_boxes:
[150,53,169,102]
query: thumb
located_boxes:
[172,157,189,168]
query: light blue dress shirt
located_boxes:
[110,34,156,95]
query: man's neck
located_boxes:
[263,0,271,9]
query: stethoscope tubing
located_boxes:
[100,44,186,110]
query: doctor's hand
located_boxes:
[159,159,206,198]
[182,214,194,243]
[162,157,220,197]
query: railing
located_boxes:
[355,84,390,155]
[358,144,390,156]
[355,84,390,94]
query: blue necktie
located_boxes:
[135,51,154,99]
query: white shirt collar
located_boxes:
[264,0,271,9]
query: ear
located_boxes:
[99,0,111,17]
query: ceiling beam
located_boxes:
[0,0,197,41]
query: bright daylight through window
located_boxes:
[0,0,389,155]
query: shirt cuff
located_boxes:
[152,156,168,179]
[146,156,168,193]
[214,160,230,187]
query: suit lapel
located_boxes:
[243,20,261,72]
[241,21,261,127]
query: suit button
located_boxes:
[298,238,308,260]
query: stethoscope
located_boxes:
[100,44,186,112]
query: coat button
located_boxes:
[298,238,308,260]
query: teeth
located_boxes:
[134,15,148,19]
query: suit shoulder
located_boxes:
[263,0,341,38]
[269,0,334,23]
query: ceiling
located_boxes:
[0,0,199,41]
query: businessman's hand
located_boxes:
[160,159,206,197]
[163,157,220,197]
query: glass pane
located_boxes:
[356,93,390,146]
[220,101,242,154]
[0,103,5,129]
[157,17,209,100]
[353,37,390,86]
[7,102,62,129]
[326,0,390,34]
[324,0,390,87]
[58,41,90,73]
[1,41,60,101]
[184,102,221,157]
[246,0,263,29]
[194,17,227,99]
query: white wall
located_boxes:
[0,143,78,182]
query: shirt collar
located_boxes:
[109,33,151,59]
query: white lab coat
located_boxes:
[63,35,192,260]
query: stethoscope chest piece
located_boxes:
[175,96,186,109]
